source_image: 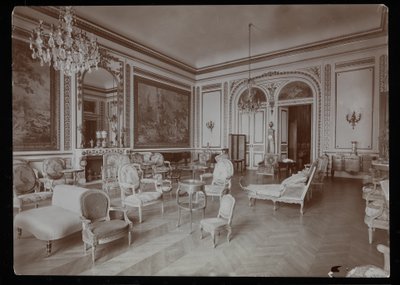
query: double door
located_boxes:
[238,110,267,169]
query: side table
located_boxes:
[176,179,206,233]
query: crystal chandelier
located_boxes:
[29,6,100,77]
[238,23,261,114]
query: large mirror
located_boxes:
[81,68,120,148]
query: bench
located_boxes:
[14,184,90,256]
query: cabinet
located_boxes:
[229,134,246,172]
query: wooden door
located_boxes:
[239,109,266,169]
[279,107,289,159]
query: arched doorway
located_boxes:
[277,81,314,170]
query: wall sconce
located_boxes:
[206,120,215,132]
[346,111,362,129]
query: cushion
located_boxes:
[88,220,129,239]
[280,173,308,190]
[14,206,82,240]
[346,265,388,277]
[245,184,283,197]
[16,192,53,204]
[126,191,162,203]
[200,217,228,230]
[52,185,90,214]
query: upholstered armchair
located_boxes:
[118,163,164,223]
[101,153,130,194]
[80,190,133,263]
[151,152,172,178]
[364,180,389,244]
[256,153,279,176]
[311,155,329,191]
[200,194,236,247]
[13,159,53,212]
[42,157,67,191]
[200,158,234,200]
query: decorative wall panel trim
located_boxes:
[196,86,200,148]
[335,57,375,69]
[323,64,332,151]
[64,76,71,150]
[224,82,229,148]
[202,83,222,91]
[334,67,374,150]
[134,67,191,90]
[125,63,131,147]
[379,54,388,93]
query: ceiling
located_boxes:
[72,5,386,70]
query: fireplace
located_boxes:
[85,155,102,182]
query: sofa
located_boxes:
[14,184,90,256]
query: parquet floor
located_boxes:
[13,171,389,277]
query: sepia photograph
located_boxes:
[8,3,396,283]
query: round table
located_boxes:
[176,179,206,233]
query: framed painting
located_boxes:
[134,76,190,148]
[12,38,59,151]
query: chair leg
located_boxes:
[368,227,373,244]
[139,207,142,223]
[83,242,87,255]
[92,244,96,264]
[273,201,277,211]
[227,226,232,243]
[200,226,203,239]
[128,231,131,246]
[46,240,52,256]
[17,227,22,239]
[177,207,181,227]
[161,201,164,216]
[211,232,216,248]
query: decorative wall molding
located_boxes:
[202,83,222,91]
[379,54,388,93]
[77,47,124,111]
[125,63,131,147]
[134,67,191,91]
[64,76,71,150]
[55,73,61,150]
[196,86,200,148]
[224,82,229,148]
[229,70,322,157]
[323,64,332,152]
[300,66,321,82]
[335,57,375,69]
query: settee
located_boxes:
[14,184,90,256]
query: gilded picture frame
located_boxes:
[12,38,59,151]
[134,76,190,148]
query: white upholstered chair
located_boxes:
[346,244,390,277]
[240,165,317,215]
[200,194,236,247]
[200,158,234,201]
[118,163,164,223]
[364,180,389,244]
[80,190,132,263]
[101,153,130,194]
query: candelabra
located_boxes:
[346,111,362,129]
[206,120,215,132]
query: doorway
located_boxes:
[279,104,312,170]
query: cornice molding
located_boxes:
[134,67,192,91]
[19,6,387,77]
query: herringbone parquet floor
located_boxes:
[13,171,389,277]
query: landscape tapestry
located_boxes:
[134,76,190,148]
[12,39,59,151]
